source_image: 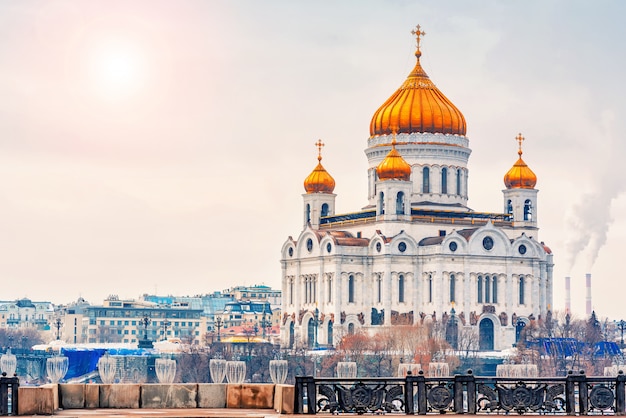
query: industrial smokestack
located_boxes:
[565,276,571,314]
[586,273,592,316]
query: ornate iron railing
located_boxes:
[295,370,626,415]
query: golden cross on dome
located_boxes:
[314,139,325,161]
[411,24,426,51]
[515,133,525,156]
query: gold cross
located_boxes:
[411,24,426,51]
[515,133,525,156]
[315,139,325,161]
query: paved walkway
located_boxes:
[49,409,283,417]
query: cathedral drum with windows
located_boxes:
[280,26,553,352]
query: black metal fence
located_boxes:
[0,374,18,416]
[295,370,626,415]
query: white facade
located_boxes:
[280,30,554,352]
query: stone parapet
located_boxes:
[141,384,197,408]
[99,384,140,408]
[17,385,55,416]
[274,384,295,414]
[197,383,227,408]
[227,383,275,409]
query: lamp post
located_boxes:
[162,320,171,341]
[7,335,13,350]
[260,305,272,341]
[215,317,223,342]
[616,320,626,349]
[55,318,63,340]
[446,304,458,350]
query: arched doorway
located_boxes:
[289,322,294,348]
[479,318,494,351]
[307,318,315,348]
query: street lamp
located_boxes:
[141,315,151,340]
[445,303,458,350]
[215,317,223,342]
[616,320,626,349]
[162,320,171,341]
[55,318,63,340]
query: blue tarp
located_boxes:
[60,348,154,379]
[530,338,622,358]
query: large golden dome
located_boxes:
[376,136,412,181]
[504,133,537,189]
[370,26,466,137]
[304,140,336,193]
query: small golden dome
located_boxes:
[304,140,336,193]
[376,134,412,181]
[504,133,537,189]
[370,25,466,137]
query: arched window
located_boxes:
[477,276,483,303]
[519,277,525,304]
[396,192,405,215]
[428,275,433,303]
[289,322,295,348]
[485,276,491,303]
[441,168,448,194]
[321,203,329,217]
[328,277,332,303]
[306,204,311,223]
[289,278,294,305]
[377,275,382,303]
[348,275,355,303]
[307,318,315,348]
[492,276,498,303]
[506,200,513,215]
[456,169,462,195]
[379,192,385,215]
[398,274,405,303]
[422,167,430,193]
[524,200,533,221]
[348,323,355,335]
[450,274,456,303]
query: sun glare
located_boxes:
[87,38,145,101]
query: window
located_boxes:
[485,276,491,303]
[321,203,329,217]
[441,168,448,194]
[348,275,355,303]
[396,192,405,215]
[428,275,433,303]
[450,274,456,303]
[456,169,462,195]
[422,167,430,193]
[506,199,513,215]
[348,323,355,335]
[398,274,405,303]
[519,277,525,304]
[492,277,498,303]
[306,204,311,223]
[377,275,382,303]
[524,200,533,221]
[328,277,332,303]
[289,278,294,305]
[477,276,483,303]
[379,192,385,215]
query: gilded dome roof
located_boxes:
[370,25,466,137]
[376,136,412,181]
[504,133,537,189]
[304,140,336,193]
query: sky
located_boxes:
[0,1,625,320]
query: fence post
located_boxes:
[578,371,588,415]
[305,376,317,415]
[565,371,576,415]
[454,370,475,414]
[617,371,626,415]
[0,374,18,416]
[404,371,415,415]
[416,371,427,415]
[295,376,305,414]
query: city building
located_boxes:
[0,298,54,330]
[280,26,553,351]
[85,295,205,344]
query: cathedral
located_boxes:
[280,26,553,351]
